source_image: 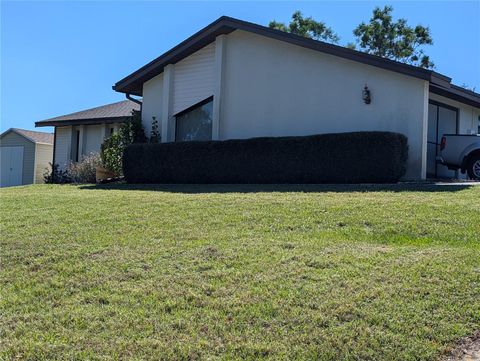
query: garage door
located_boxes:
[1,146,24,187]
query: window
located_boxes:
[110,127,115,136]
[71,130,80,162]
[175,97,213,141]
[478,116,480,134]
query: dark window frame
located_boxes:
[174,96,214,142]
[72,129,80,162]
[428,100,459,178]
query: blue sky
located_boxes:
[1,1,479,133]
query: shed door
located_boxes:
[1,146,24,187]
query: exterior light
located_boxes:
[362,85,371,104]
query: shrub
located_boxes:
[100,110,147,175]
[101,133,123,176]
[43,163,71,184]
[150,116,160,143]
[67,153,101,183]
[121,110,147,145]
[123,132,408,184]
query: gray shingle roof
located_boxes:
[36,100,141,127]
[1,128,54,144]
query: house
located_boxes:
[35,100,140,170]
[0,128,53,187]
[113,16,480,180]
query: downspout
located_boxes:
[126,93,142,111]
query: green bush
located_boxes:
[101,133,123,176]
[123,132,408,184]
[121,110,147,145]
[100,110,147,175]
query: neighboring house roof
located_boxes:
[1,128,54,145]
[113,16,480,108]
[35,99,141,127]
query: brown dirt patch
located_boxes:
[442,331,480,361]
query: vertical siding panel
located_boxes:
[83,125,103,156]
[55,126,72,170]
[173,43,215,114]
[34,143,54,183]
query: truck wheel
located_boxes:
[466,154,480,180]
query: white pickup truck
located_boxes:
[438,134,480,180]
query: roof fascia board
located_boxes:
[429,84,480,108]
[430,72,452,87]
[113,19,235,93]
[114,16,444,95]
[34,142,54,146]
[227,18,434,81]
[35,116,131,128]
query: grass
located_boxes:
[1,183,479,360]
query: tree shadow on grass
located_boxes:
[78,182,477,194]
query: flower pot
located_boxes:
[95,165,116,183]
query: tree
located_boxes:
[269,11,339,44]
[352,6,434,68]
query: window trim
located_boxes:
[72,129,80,162]
[174,96,213,118]
[174,96,213,142]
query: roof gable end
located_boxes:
[113,16,450,96]
[113,16,479,108]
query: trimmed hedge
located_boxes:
[123,131,408,184]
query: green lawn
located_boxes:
[1,183,479,360]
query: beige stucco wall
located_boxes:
[142,73,164,139]
[0,131,35,184]
[141,32,430,179]
[221,30,429,180]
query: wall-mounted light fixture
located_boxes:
[362,85,371,104]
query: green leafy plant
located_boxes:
[269,11,339,43]
[150,116,160,143]
[43,163,71,184]
[100,110,147,176]
[353,5,434,68]
[269,6,435,68]
[100,132,124,176]
[121,110,147,145]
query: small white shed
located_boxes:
[0,128,54,187]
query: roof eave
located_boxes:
[35,116,132,128]
[113,17,236,95]
[429,84,480,108]
[0,128,53,144]
[113,16,447,95]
